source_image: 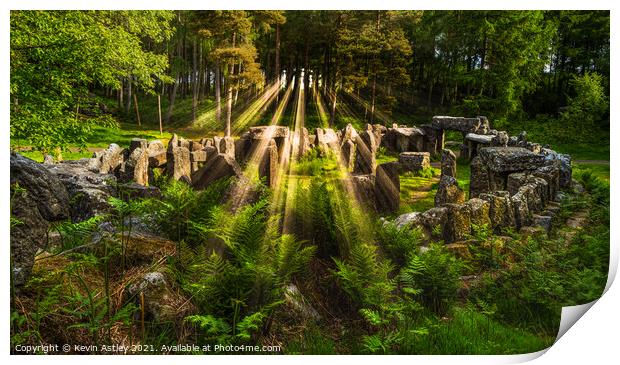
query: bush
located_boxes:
[400,243,464,315]
[561,72,609,129]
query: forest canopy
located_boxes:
[10,10,610,152]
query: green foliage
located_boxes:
[10,10,174,151]
[177,197,316,345]
[470,172,609,333]
[400,243,464,315]
[562,72,609,125]
[51,216,104,253]
[376,221,423,267]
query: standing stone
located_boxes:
[511,190,531,229]
[129,138,148,154]
[258,139,279,188]
[341,123,358,143]
[167,134,179,154]
[349,174,376,210]
[465,198,491,231]
[192,154,242,190]
[469,156,490,198]
[99,143,124,174]
[399,152,430,172]
[166,146,191,182]
[435,175,465,207]
[440,149,457,178]
[375,162,400,213]
[235,134,251,164]
[442,203,472,244]
[299,127,311,157]
[341,139,356,172]
[148,140,167,168]
[213,136,223,154]
[479,191,516,231]
[491,131,509,147]
[219,136,235,159]
[354,134,376,175]
[122,147,149,185]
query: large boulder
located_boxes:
[375,162,400,214]
[126,272,177,323]
[399,152,430,172]
[434,175,465,207]
[192,153,242,190]
[469,156,490,198]
[478,147,546,173]
[45,159,117,222]
[511,189,531,229]
[393,211,423,230]
[440,149,457,178]
[542,149,572,189]
[431,116,489,134]
[10,153,71,286]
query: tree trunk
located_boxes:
[124,78,132,115]
[192,37,198,124]
[157,94,163,135]
[215,61,222,125]
[370,62,377,123]
[198,41,203,101]
[225,33,236,137]
[165,75,179,124]
[133,93,141,126]
[275,23,281,85]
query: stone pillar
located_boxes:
[375,162,400,213]
[440,149,457,178]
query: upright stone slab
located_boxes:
[442,203,472,244]
[440,149,457,178]
[511,190,531,229]
[166,146,191,182]
[479,191,516,232]
[399,152,430,172]
[258,139,279,188]
[122,147,149,186]
[235,133,251,165]
[99,143,124,174]
[219,136,235,159]
[469,156,490,198]
[375,162,400,213]
[465,198,491,231]
[353,134,376,175]
[341,139,356,172]
[129,138,148,154]
[192,154,242,190]
[435,175,465,207]
[349,174,376,210]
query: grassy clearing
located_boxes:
[400,307,553,354]
[574,163,610,181]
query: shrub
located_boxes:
[400,243,464,315]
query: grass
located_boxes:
[12,124,177,162]
[400,306,553,354]
[574,163,610,181]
